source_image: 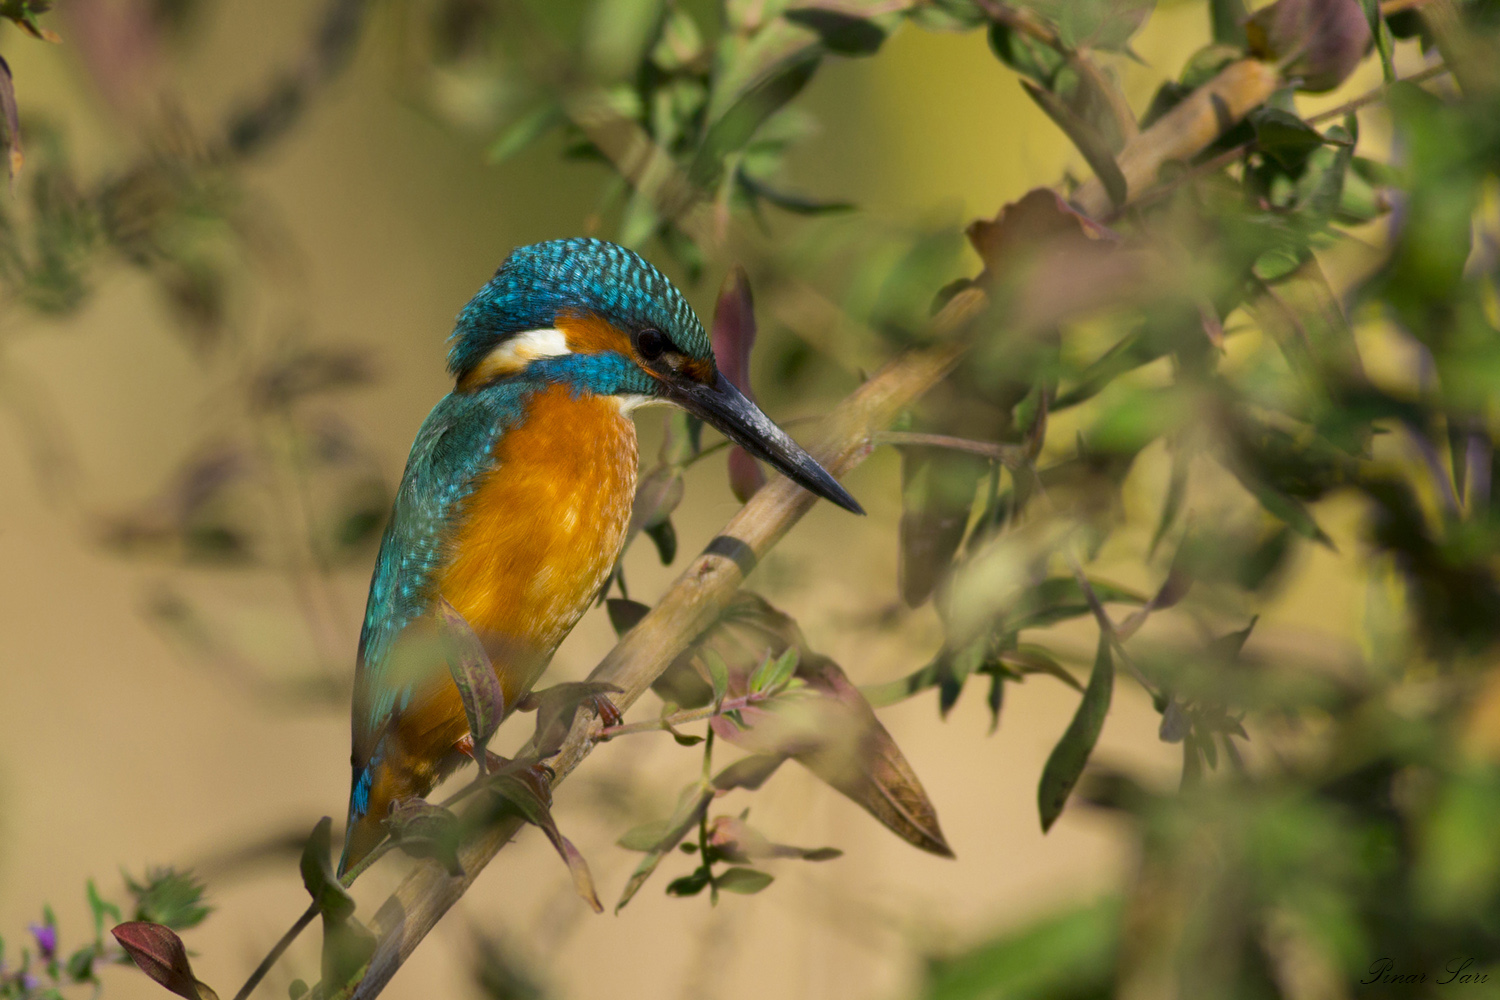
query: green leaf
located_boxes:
[1250,107,1329,171]
[693,51,821,189]
[1020,80,1127,208]
[665,869,712,897]
[618,784,713,911]
[703,649,731,702]
[618,820,676,852]
[606,597,651,636]
[299,819,354,924]
[715,866,774,894]
[987,22,1064,84]
[783,8,887,55]
[644,518,677,564]
[485,104,563,163]
[86,880,121,943]
[923,897,1122,1000]
[125,869,211,931]
[748,647,799,695]
[1209,0,1247,44]
[1038,632,1115,831]
[1360,0,1395,83]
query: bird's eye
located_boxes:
[637,327,670,361]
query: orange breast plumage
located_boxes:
[437,382,638,704]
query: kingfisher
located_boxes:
[339,238,861,874]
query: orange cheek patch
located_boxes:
[557,310,634,356]
[681,357,716,383]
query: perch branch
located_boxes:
[340,293,984,1000]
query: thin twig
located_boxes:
[597,689,782,740]
[231,903,318,1000]
[1306,63,1452,124]
[873,431,1027,469]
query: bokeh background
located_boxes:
[0,2,1442,999]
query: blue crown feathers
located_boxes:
[447,238,710,380]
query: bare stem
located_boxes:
[597,689,781,740]
[873,431,1027,469]
[231,902,318,1000]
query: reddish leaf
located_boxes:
[711,265,768,501]
[966,189,1117,285]
[1246,0,1370,93]
[111,923,218,1000]
[706,815,842,862]
[520,681,622,756]
[482,764,602,913]
[688,591,954,857]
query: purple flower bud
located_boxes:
[29,922,55,961]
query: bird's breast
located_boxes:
[437,384,638,697]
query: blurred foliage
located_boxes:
[8,0,1500,997]
[1,870,208,999]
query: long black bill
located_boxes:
[674,373,864,515]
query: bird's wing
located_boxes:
[350,386,528,767]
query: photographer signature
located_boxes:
[1362,958,1489,986]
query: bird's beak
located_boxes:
[672,373,864,515]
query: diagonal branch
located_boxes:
[341,294,983,1000]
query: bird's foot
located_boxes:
[517,681,624,755]
[455,733,506,773]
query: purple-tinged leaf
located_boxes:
[728,448,767,504]
[437,598,504,773]
[629,465,685,535]
[628,465,685,564]
[711,265,768,501]
[685,591,953,857]
[706,815,842,863]
[111,923,218,1000]
[520,681,622,757]
[482,763,602,913]
[1246,0,1370,92]
[385,798,464,877]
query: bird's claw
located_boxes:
[589,692,624,729]
[455,733,506,773]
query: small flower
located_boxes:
[28,923,55,961]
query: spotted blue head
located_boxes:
[445,237,862,514]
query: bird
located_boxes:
[339,237,862,875]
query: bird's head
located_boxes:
[447,238,862,514]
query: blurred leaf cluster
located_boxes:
[1,869,207,999]
[10,0,1500,997]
